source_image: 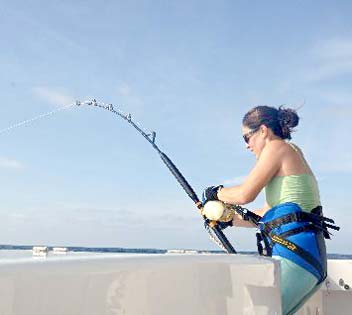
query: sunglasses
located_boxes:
[243,128,259,144]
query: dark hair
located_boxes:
[242,105,299,140]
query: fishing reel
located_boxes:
[201,201,236,223]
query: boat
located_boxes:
[0,250,350,314]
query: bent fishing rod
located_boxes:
[75,99,238,253]
[0,99,261,253]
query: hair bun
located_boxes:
[278,106,299,128]
[277,106,299,139]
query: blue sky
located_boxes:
[0,1,351,253]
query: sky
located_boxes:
[0,1,351,254]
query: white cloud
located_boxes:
[304,38,352,82]
[115,83,145,115]
[313,38,352,61]
[0,157,24,170]
[296,104,351,174]
[10,213,27,219]
[322,104,352,117]
[222,175,247,186]
[316,152,352,173]
[32,86,75,106]
[313,92,352,108]
[304,60,352,82]
[117,83,132,97]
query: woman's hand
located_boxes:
[202,185,223,203]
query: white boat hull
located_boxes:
[0,252,350,314]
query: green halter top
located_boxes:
[265,143,321,212]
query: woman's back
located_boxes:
[265,173,320,212]
[265,142,321,212]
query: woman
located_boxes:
[203,105,338,315]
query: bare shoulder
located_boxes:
[261,140,288,157]
[279,142,311,175]
[257,140,308,177]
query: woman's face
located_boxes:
[242,125,266,159]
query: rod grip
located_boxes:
[159,152,200,205]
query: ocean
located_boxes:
[0,244,350,259]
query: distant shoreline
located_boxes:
[0,244,350,259]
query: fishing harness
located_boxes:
[237,202,340,281]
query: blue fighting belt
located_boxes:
[257,202,340,282]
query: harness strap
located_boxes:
[261,207,339,238]
[256,231,272,256]
[278,224,314,239]
[269,232,326,279]
[266,222,331,240]
[324,223,340,231]
[256,232,264,256]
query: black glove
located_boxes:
[217,220,233,230]
[202,185,224,204]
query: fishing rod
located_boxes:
[1,99,261,253]
[76,99,237,253]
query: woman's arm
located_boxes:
[231,201,271,228]
[217,141,283,205]
[253,201,271,217]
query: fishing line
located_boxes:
[0,103,75,136]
